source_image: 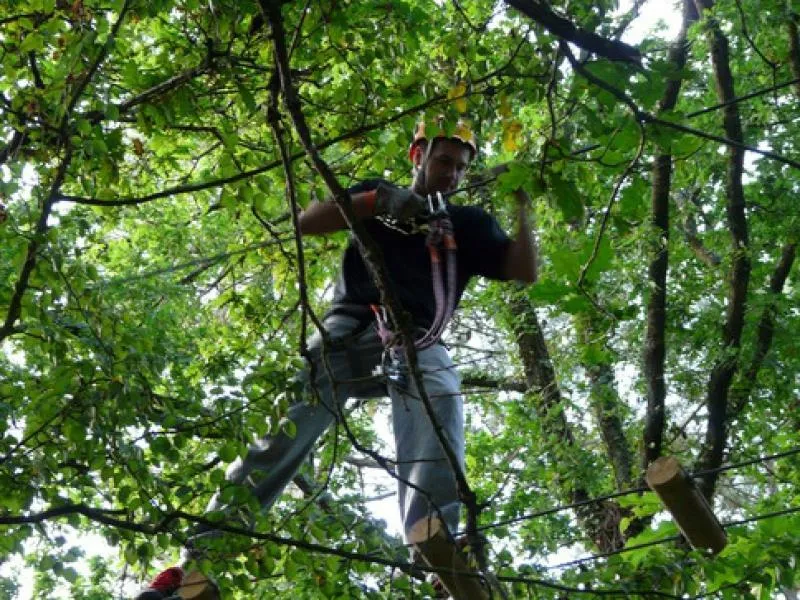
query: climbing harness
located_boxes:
[371,191,458,388]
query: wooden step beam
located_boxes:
[178,570,219,600]
[646,456,727,555]
[408,517,490,600]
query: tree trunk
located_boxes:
[510,290,625,552]
[642,0,696,471]
[692,0,751,501]
[576,316,634,490]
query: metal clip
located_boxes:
[383,348,408,389]
[426,191,448,218]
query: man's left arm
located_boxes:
[503,189,538,283]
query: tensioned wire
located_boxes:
[547,504,800,571]
[472,445,800,534]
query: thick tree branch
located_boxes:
[577,318,634,491]
[64,2,130,120]
[460,372,527,393]
[0,130,26,167]
[643,0,695,470]
[0,151,70,342]
[0,2,130,341]
[117,62,214,115]
[0,504,130,527]
[789,16,800,97]
[683,225,722,267]
[726,21,800,417]
[693,0,751,501]
[730,242,797,417]
[509,292,625,552]
[504,0,641,63]
[27,52,45,89]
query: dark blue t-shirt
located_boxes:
[328,179,512,328]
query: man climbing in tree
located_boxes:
[135,120,538,599]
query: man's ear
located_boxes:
[411,142,427,168]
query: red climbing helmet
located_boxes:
[409,118,477,163]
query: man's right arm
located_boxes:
[298,191,377,236]
[299,184,427,236]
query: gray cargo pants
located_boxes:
[205,314,465,541]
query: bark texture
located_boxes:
[504,0,641,63]
[511,293,625,552]
[642,0,696,470]
[692,0,751,500]
[577,317,634,491]
[730,243,797,417]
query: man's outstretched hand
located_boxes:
[374,183,428,222]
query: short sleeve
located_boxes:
[347,178,389,195]
[455,206,511,281]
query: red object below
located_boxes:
[150,567,184,592]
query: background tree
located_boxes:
[1,0,798,598]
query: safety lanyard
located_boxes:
[370,192,457,354]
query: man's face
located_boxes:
[421,139,471,194]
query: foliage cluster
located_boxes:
[1,0,798,598]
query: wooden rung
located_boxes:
[409,518,490,600]
[178,570,218,600]
[646,456,727,555]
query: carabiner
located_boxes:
[426,191,448,218]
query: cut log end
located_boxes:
[407,516,445,545]
[178,570,218,600]
[645,456,683,487]
[646,456,728,555]
[409,517,490,600]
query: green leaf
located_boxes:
[62,420,85,443]
[219,442,239,462]
[150,436,171,455]
[547,172,583,222]
[20,33,45,53]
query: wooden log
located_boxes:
[408,517,490,600]
[645,456,727,554]
[178,570,219,600]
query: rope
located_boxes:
[371,193,458,365]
